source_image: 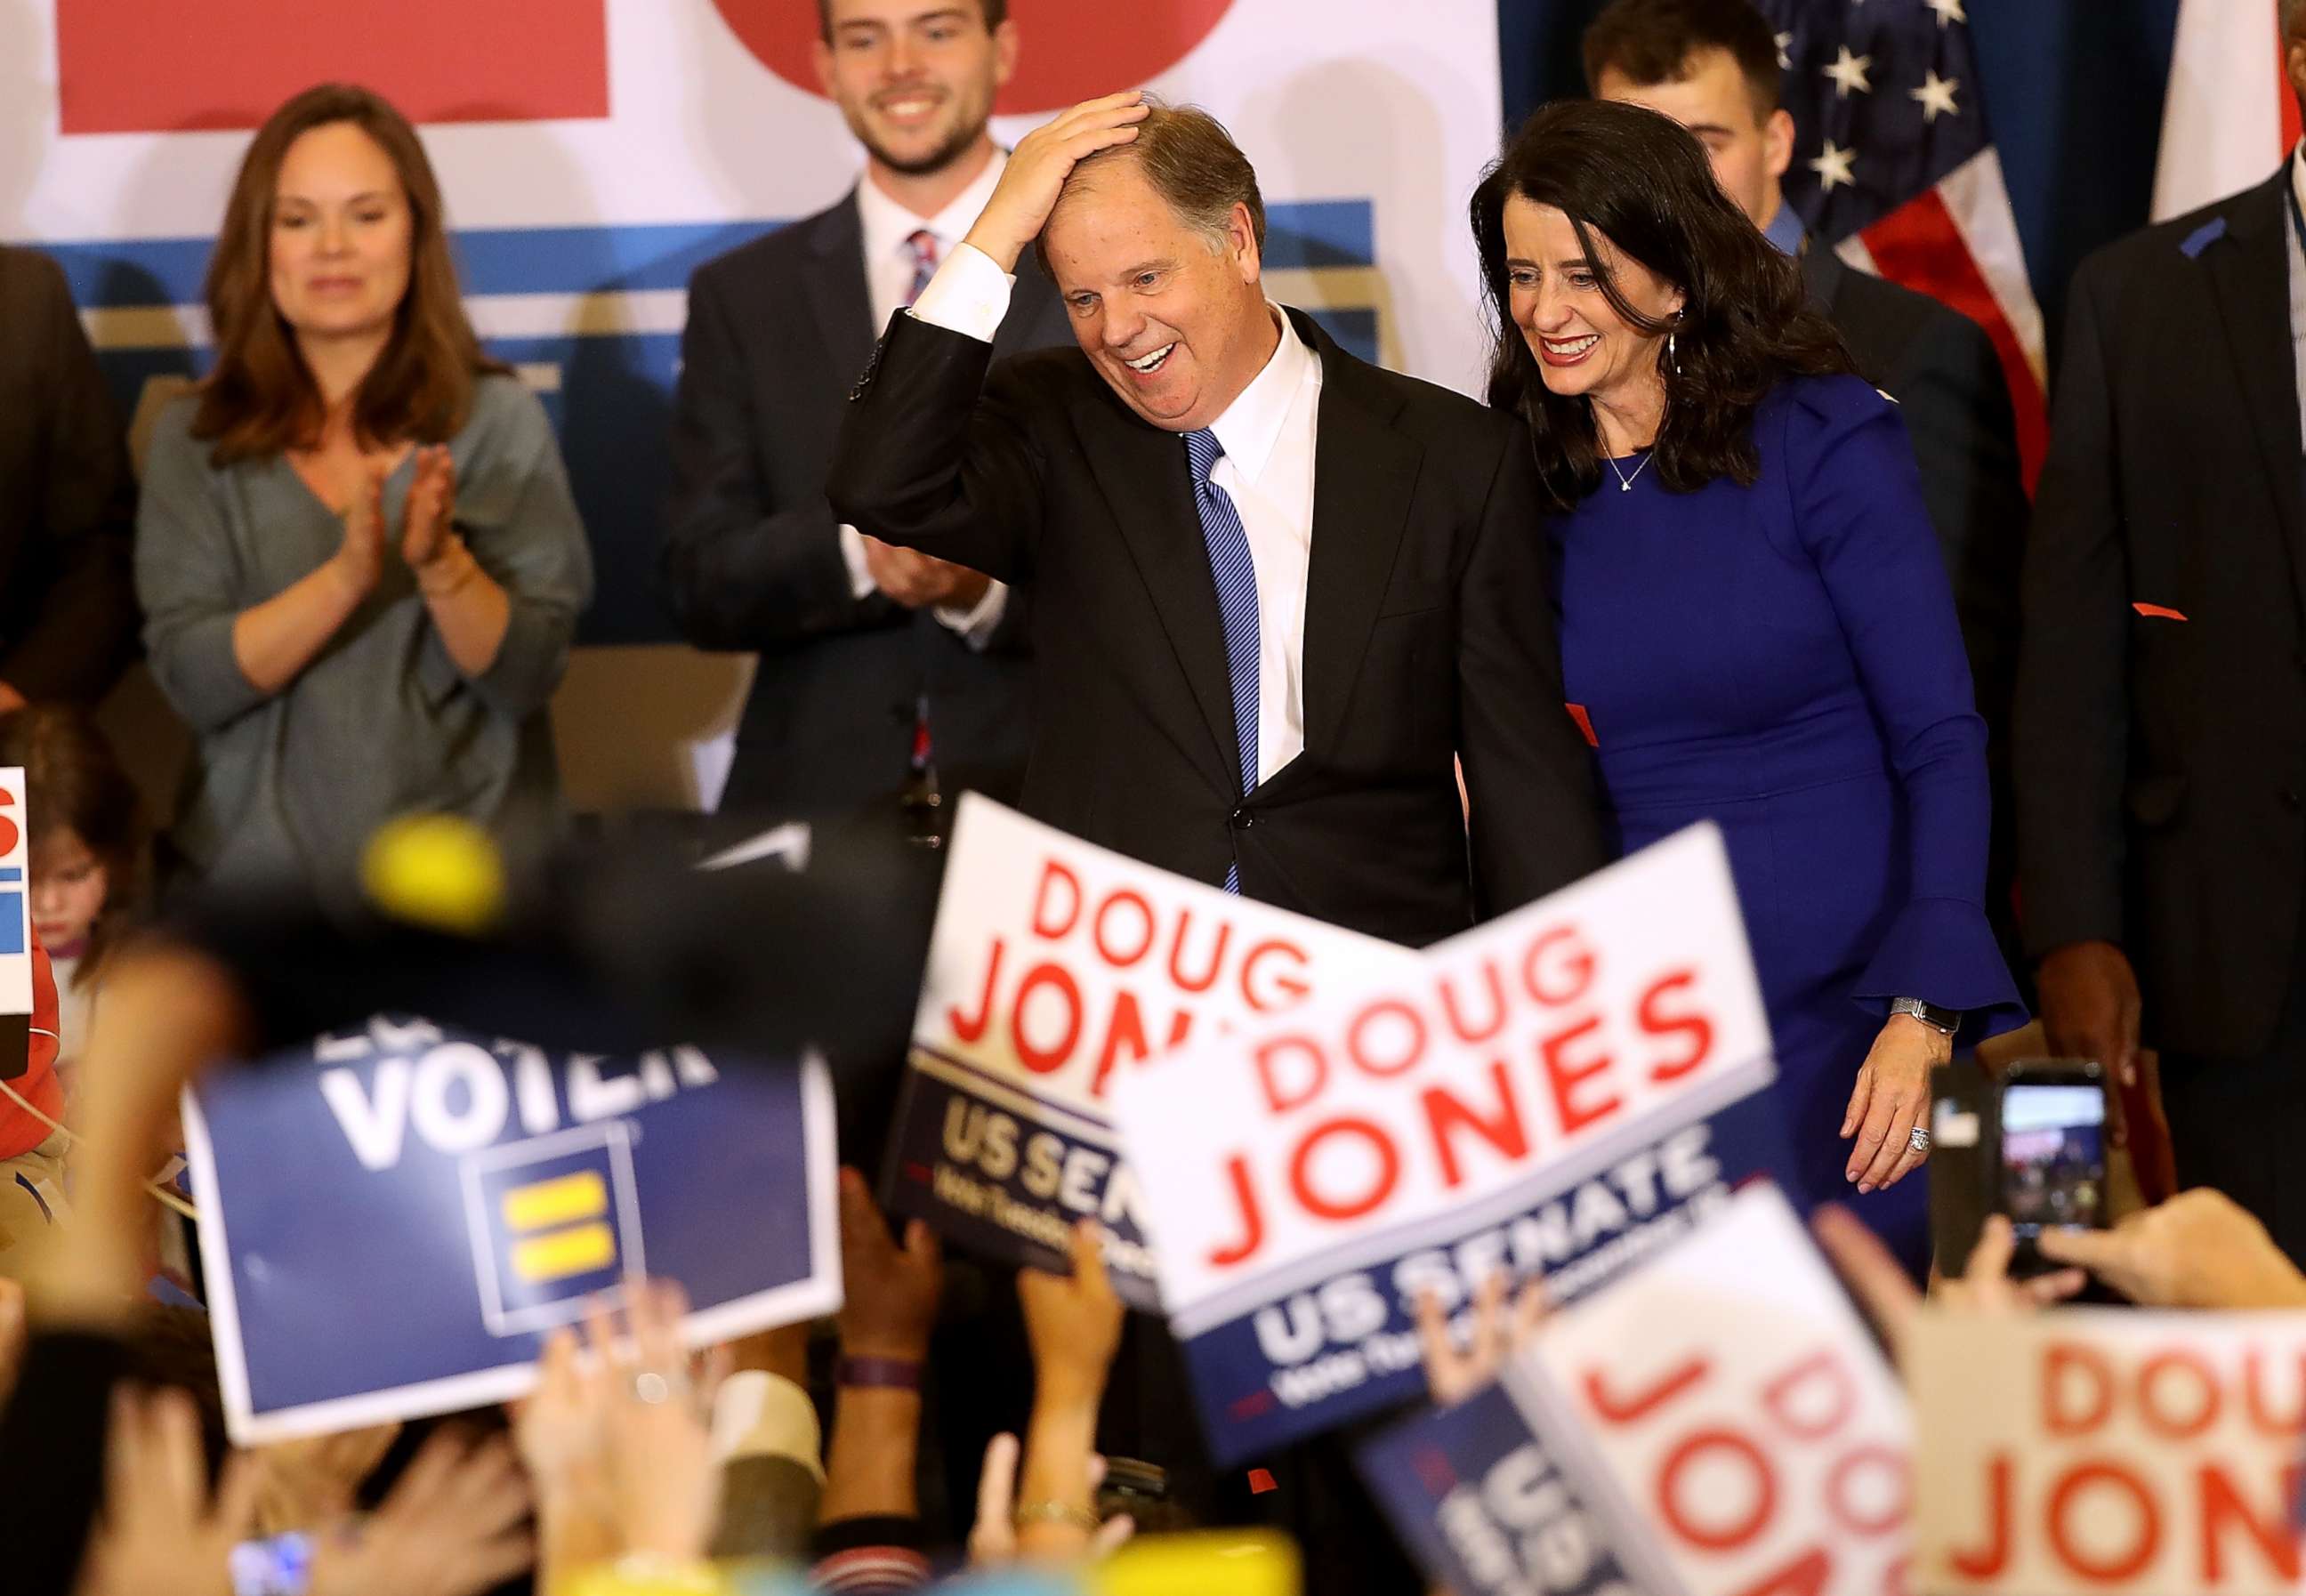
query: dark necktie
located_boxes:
[1186,428,1260,893]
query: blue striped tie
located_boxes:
[1186,428,1259,894]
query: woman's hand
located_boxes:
[1415,1270,1547,1408]
[401,445,457,573]
[1018,1221,1125,1413]
[329,467,388,601]
[76,1388,261,1596]
[307,1429,534,1596]
[1842,1013,1948,1192]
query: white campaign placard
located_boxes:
[883,792,1416,1305]
[1509,1182,1912,1596]
[1106,823,1794,1463]
[1910,1309,2306,1596]
[0,766,30,1040]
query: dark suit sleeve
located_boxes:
[1896,304,2029,967]
[826,314,1044,585]
[2014,263,2130,958]
[1456,430,1606,915]
[661,264,878,650]
[3,256,138,704]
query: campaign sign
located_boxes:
[0,768,30,1078]
[1507,1182,1911,1596]
[886,794,1415,1309]
[1108,824,1786,1463]
[1359,1378,1641,1596]
[1910,1309,2306,1596]
[186,1017,841,1443]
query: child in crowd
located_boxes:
[0,704,145,1084]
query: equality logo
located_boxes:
[710,0,1237,114]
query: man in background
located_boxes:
[1585,0,2028,969]
[664,0,1072,827]
[0,246,140,710]
[2016,2,2306,1265]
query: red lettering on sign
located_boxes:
[1208,1154,1265,1269]
[1030,858,1082,939]
[1726,1548,1833,1596]
[1437,962,1510,1044]
[2200,1463,2301,1584]
[1254,1036,1326,1116]
[1288,1117,1399,1222]
[1824,1445,1909,1537]
[1762,1350,1857,1441]
[1640,967,1714,1081]
[1541,1014,1618,1135]
[1348,999,1426,1078]
[2044,1343,2115,1436]
[2137,1350,2221,1439]
[1011,962,1082,1075]
[1092,889,1156,968]
[1520,925,1597,1006]
[1948,1453,2012,1578]
[1585,1353,1709,1425]
[1657,1428,1775,1551]
[2046,1462,2160,1584]
[1167,910,1230,994]
[1423,1061,1528,1189]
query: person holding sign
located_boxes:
[135,85,592,914]
[1471,100,2025,1274]
[829,93,1605,949]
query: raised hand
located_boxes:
[307,1429,534,1596]
[401,445,457,574]
[1415,1269,1547,1408]
[961,91,1151,270]
[835,1166,942,1359]
[76,1387,261,1596]
[1018,1220,1125,1411]
[2038,1188,2306,1309]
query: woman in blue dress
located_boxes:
[1471,100,2025,1271]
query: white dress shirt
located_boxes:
[840,155,1010,642]
[913,241,1325,787]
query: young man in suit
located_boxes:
[664,0,1072,825]
[2018,3,2306,1265]
[0,246,139,710]
[1585,0,2029,971]
[833,95,1605,948]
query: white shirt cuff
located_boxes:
[933,579,1010,650]
[837,522,875,601]
[907,241,1016,343]
[712,1369,825,1479]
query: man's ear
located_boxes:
[812,36,836,99]
[1762,107,1795,182]
[991,17,1020,91]
[1229,202,1262,286]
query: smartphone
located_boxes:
[1996,1059,2108,1273]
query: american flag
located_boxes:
[1758,0,2049,482]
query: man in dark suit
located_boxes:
[664,0,1071,824]
[0,246,139,709]
[1586,0,2029,964]
[833,89,1603,1588]
[2016,28,2306,1266]
[833,95,1604,948]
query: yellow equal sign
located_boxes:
[503,1170,616,1284]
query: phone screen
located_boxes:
[2000,1082,2107,1237]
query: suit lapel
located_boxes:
[2203,172,2306,621]
[1074,395,1241,790]
[799,191,876,388]
[1799,239,1847,317]
[1295,311,1421,762]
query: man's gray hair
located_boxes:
[1049,99,1267,257]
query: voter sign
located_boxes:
[1910,1310,2306,1596]
[186,1018,841,1443]
[886,794,1415,1309]
[1506,1182,1911,1596]
[1359,1377,1641,1596]
[0,767,30,1079]
[1108,823,1787,1462]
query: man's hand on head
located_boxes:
[961,92,1151,271]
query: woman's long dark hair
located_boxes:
[1472,99,1855,511]
[193,84,503,465]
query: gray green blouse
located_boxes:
[135,375,593,910]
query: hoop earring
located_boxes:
[1666,330,1679,375]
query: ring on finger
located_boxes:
[1908,1124,1931,1155]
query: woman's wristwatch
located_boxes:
[1890,996,1961,1036]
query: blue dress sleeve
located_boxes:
[1783,377,2027,1044]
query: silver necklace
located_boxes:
[1605,447,1654,493]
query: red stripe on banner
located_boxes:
[2133,602,2189,621]
[1859,188,2050,492]
[55,0,609,133]
[2280,9,2304,151]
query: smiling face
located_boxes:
[1596,48,1794,231]
[267,121,414,346]
[1502,195,1685,415]
[815,0,1014,178]
[1042,157,1276,433]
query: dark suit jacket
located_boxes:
[828,306,1607,946]
[1803,246,2028,965]
[662,190,1074,818]
[0,247,139,705]
[2015,167,2303,1058]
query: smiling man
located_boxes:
[833,93,1603,944]
[664,0,1074,829]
